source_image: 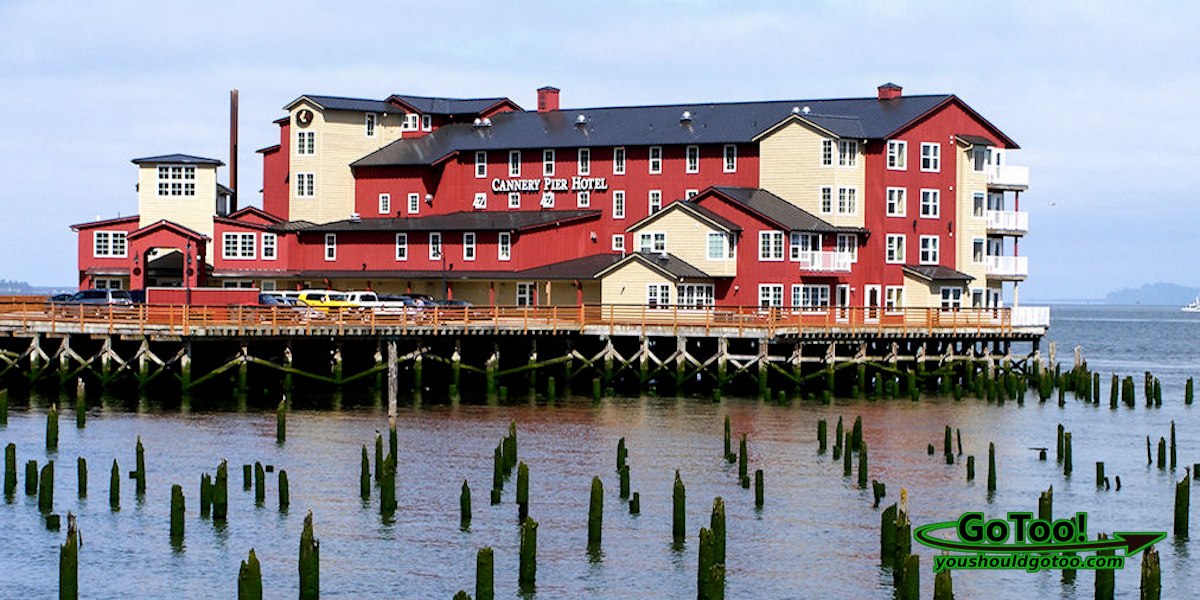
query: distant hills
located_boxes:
[0,279,73,296]
[1104,283,1200,306]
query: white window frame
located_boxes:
[686,145,700,173]
[92,231,128,258]
[648,190,662,214]
[365,113,377,138]
[885,234,905,264]
[157,165,196,197]
[473,193,487,210]
[972,238,986,264]
[508,192,521,209]
[613,147,626,175]
[94,277,123,290]
[837,140,858,167]
[920,142,940,172]
[758,231,784,261]
[577,190,590,208]
[971,288,986,309]
[428,232,442,260]
[637,232,667,253]
[577,148,590,176]
[509,150,521,177]
[647,283,671,308]
[542,149,555,176]
[886,140,907,170]
[820,139,834,166]
[837,187,857,215]
[707,232,732,260]
[515,282,535,307]
[789,232,819,262]
[324,233,336,261]
[296,131,315,156]
[885,287,905,314]
[475,151,487,178]
[421,114,432,131]
[463,232,476,261]
[792,284,830,313]
[836,233,858,262]
[407,193,420,215]
[940,287,963,310]
[723,144,737,173]
[262,233,277,261]
[395,233,408,261]
[613,191,625,219]
[378,193,391,215]
[648,146,662,174]
[819,186,833,214]
[498,232,512,261]
[222,232,256,260]
[686,189,699,200]
[401,114,419,131]
[677,284,715,308]
[920,189,940,218]
[296,173,315,198]
[758,284,783,308]
[972,192,986,218]
[611,234,625,252]
[919,235,939,265]
[886,187,907,217]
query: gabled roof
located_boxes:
[70,215,140,231]
[902,265,974,283]
[228,206,285,223]
[699,187,864,234]
[128,219,208,241]
[626,198,742,234]
[595,251,710,281]
[217,183,233,197]
[284,95,408,114]
[256,144,281,154]
[386,94,519,115]
[956,134,997,147]
[131,154,223,166]
[292,210,600,233]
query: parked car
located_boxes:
[343,291,412,315]
[63,289,134,305]
[296,290,358,314]
[407,293,436,306]
[434,299,473,308]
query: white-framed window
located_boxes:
[886,188,907,217]
[157,165,196,196]
[647,283,671,308]
[686,189,699,199]
[971,288,986,309]
[686,145,700,173]
[395,233,408,261]
[222,232,256,260]
[428,232,442,260]
[919,235,939,264]
[973,238,986,264]
[940,287,963,309]
[820,187,833,214]
[508,192,521,209]
[613,190,626,219]
[540,192,555,208]
[837,187,857,215]
[648,190,662,214]
[789,232,819,261]
[837,140,858,167]
[886,140,907,170]
[920,189,940,218]
[365,113,377,138]
[516,282,535,307]
[758,231,784,261]
[498,232,511,261]
[758,284,783,308]
[407,193,420,215]
[821,139,834,166]
[885,287,905,313]
[473,193,487,210]
[836,233,858,262]
[920,142,940,172]
[723,144,737,173]
[637,232,666,253]
[378,193,391,214]
[611,234,625,252]
[94,278,123,290]
[707,232,731,260]
[577,190,590,208]
[296,173,314,198]
[475,151,487,178]
[648,146,662,174]
[402,114,419,131]
[324,233,336,261]
[262,233,277,260]
[260,280,277,291]
[613,147,626,175]
[792,284,830,312]
[885,234,905,264]
[578,148,590,175]
[297,131,315,156]
[678,284,715,307]
[421,114,432,131]
[973,192,985,218]
[972,147,987,172]
[543,149,555,176]
[92,231,128,258]
[222,280,254,289]
[463,232,476,261]
[509,150,521,177]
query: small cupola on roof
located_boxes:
[878,83,903,100]
[537,86,560,113]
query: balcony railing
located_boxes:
[986,165,1029,188]
[986,210,1029,234]
[797,251,853,273]
[986,255,1029,278]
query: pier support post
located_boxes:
[486,343,499,402]
[282,344,293,394]
[451,340,462,401]
[331,344,343,384]
[639,337,650,395]
[716,337,728,394]
[387,340,398,419]
[527,338,538,395]
[180,342,192,391]
[675,336,688,391]
[757,338,769,401]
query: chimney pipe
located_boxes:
[877,83,902,100]
[230,89,239,212]
[537,86,560,113]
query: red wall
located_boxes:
[147,287,258,306]
[211,219,293,271]
[74,219,140,288]
[262,122,290,219]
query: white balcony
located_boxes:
[986,255,1028,279]
[986,165,1029,189]
[1012,306,1051,328]
[798,251,853,273]
[986,210,1029,235]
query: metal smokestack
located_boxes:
[230,89,239,212]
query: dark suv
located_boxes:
[65,289,134,305]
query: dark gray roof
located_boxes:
[521,254,621,279]
[286,95,407,114]
[131,154,223,166]
[703,187,843,233]
[626,198,742,233]
[388,94,514,115]
[596,252,711,281]
[957,134,997,146]
[902,265,975,282]
[292,210,600,233]
[295,253,621,281]
[352,95,957,167]
[686,202,743,232]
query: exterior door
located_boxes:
[864,285,881,323]
[516,282,536,307]
[835,284,850,322]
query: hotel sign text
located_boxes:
[492,177,608,194]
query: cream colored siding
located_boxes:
[902,274,941,309]
[600,261,673,305]
[955,145,989,287]
[137,164,219,239]
[635,209,737,277]
[758,121,865,228]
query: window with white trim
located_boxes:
[971,288,985,309]
[402,114,419,131]
[508,192,520,209]
[613,191,625,219]
[707,232,730,260]
[613,147,626,175]
[973,238,985,264]
[678,284,714,307]
[297,131,315,156]
[222,232,256,260]
[820,187,833,214]
[378,193,391,214]
[93,231,128,258]
[973,192,985,218]
[886,140,907,170]
[576,190,590,208]
[296,173,314,198]
[509,150,521,177]
[473,193,487,210]
[407,193,420,215]
[648,146,662,174]
[758,231,784,261]
[543,149,555,176]
[723,144,737,173]
[919,235,939,264]
[498,233,511,261]
[324,234,336,261]
[365,113,377,138]
[885,234,905,264]
[94,278,123,290]
[647,283,671,308]
[578,148,590,175]
[262,233,277,260]
[157,165,196,196]
[837,187,857,215]
[475,151,487,178]
[686,145,700,173]
[885,287,905,313]
[686,189,699,199]
[972,147,987,172]
[920,142,940,172]
[886,187,907,217]
[789,232,819,261]
[837,140,858,167]
[836,233,858,262]
[260,280,277,291]
[395,233,407,261]
[540,192,555,208]
[821,139,834,166]
[516,282,535,307]
[429,232,442,260]
[793,284,830,312]
[637,232,666,253]
[648,190,662,214]
[463,232,476,261]
[421,115,432,131]
[920,189,940,218]
[611,234,625,252]
[940,287,963,309]
[758,284,783,308]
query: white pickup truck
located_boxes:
[343,291,413,315]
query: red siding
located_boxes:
[262,122,290,219]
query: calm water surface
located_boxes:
[0,305,1196,599]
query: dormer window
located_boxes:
[421,114,432,131]
[157,166,196,196]
[365,113,377,138]
[401,113,419,131]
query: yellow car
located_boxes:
[296,290,358,315]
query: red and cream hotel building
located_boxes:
[72,83,1032,312]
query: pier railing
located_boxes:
[0,297,1047,338]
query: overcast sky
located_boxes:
[1,0,1196,299]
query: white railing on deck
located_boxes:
[1012,306,1050,327]
[986,210,1029,233]
[986,255,1029,277]
[986,165,1030,187]
[797,251,853,273]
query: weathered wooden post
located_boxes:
[1056,424,1063,463]
[834,416,843,459]
[1096,462,1105,488]
[817,419,827,454]
[0,388,6,425]
[966,455,975,481]
[475,546,494,600]
[243,464,252,490]
[1147,436,1152,465]
[170,484,184,540]
[299,511,320,600]
[4,443,15,496]
[214,460,228,521]
[1110,374,1119,408]
[200,473,212,517]
[38,461,54,513]
[361,446,370,499]
[519,517,538,587]
[619,465,630,500]
[711,497,726,567]
[75,394,85,429]
[254,462,265,505]
[1175,473,1190,537]
[629,491,640,514]
[880,503,897,566]
[987,443,996,493]
[1187,377,1194,405]
[872,480,886,507]
[1038,486,1052,522]
[276,399,286,443]
[738,434,748,487]
[588,476,603,547]
[933,565,953,600]
[1095,533,1114,600]
[1170,421,1176,470]
[1122,376,1135,407]
[25,459,38,496]
[134,437,146,496]
[238,548,263,600]
[459,479,471,528]
[47,404,59,450]
[278,470,289,510]
[943,425,952,459]
[755,468,765,507]
[851,416,863,452]
[1140,545,1161,600]
[109,459,119,510]
[843,431,852,477]
[673,470,686,541]
[374,433,384,483]
[723,417,732,460]
[1063,432,1072,476]
[697,526,724,600]
[857,442,868,489]
[1157,437,1166,470]
[956,428,962,456]
[59,513,78,600]
[517,462,529,521]
[380,455,396,515]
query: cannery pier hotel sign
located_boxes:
[491,177,609,194]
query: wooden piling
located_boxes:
[834,416,843,457]
[871,480,885,508]
[1063,432,1072,476]
[617,437,627,472]
[374,433,383,483]
[1122,376,1135,407]
[1170,421,1176,470]
[738,434,748,487]
[1147,436,1152,465]
[1157,437,1166,470]
[755,468,764,507]
[109,459,119,510]
[238,548,263,600]
[1175,473,1190,537]
[967,455,975,481]
[943,425,952,458]
[858,440,869,489]
[170,484,184,540]
[1038,486,1052,522]
[1110,374,1119,408]
[673,470,686,541]
[76,457,86,498]
[619,465,630,499]
[519,517,538,587]
[697,526,721,600]
[278,470,289,510]
[588,476,603,547]
[843,431,852,478]
[0,388,6,425]
[710,497,726,567]
[75,394,84,429]
[1140,545,1161,600]
[200,473,211,517]
[213,460,228,521]
[47,404,58,450]
[956,428,962,456]
[880,503,897,566]
[38,461,54,513]
[592,377,601,402]
[817,419,827,454]
[492,444,503,494]
[25,459,37,495]
[254,462,265,505]
[299,511,320,600]
[1095,533,1114,600]
[276,400,286,443]
[4,443,15,496]
[1056,424,1063,463]
[59,513,78,600]
[380,454,396,515]
[987,443,996,493]
[517,462,529,521]
[135,437,145,496]
[361,446,370,499]
[630,491,640,514]
[933,566,952,600]
[1187,377,1194,405]
[475,546,494,600]
[243,464,252,490]
[851,416,863,453]
[1096,462,1105,488]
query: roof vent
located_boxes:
[481,118,492,127]
[791,106,800,114]
[576,114,588,125]
[473,118,482,126]
[350,213,361,222]
[802,106,811,114]
[680,110,692,123]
